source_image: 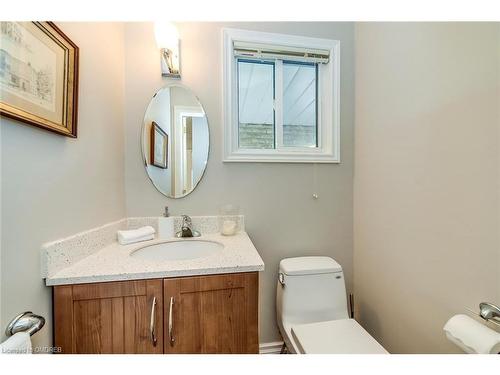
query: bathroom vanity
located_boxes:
[41,85,264,354]
[42,216,264,354]
[53,272,258,354]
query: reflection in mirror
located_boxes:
[142,85,209,198]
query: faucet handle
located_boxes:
[176,215,201,238]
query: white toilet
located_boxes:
[276,256,388,354]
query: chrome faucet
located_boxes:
[175,215,201,238]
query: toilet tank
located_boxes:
[276,257,349,326]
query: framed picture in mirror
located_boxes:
[150,121,168,169]
[0,22,79,137]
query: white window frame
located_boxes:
[222,28,340,163]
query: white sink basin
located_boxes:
[130,240,224,261]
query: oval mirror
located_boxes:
[142,84,209,198]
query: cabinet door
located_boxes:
[164,272,259,354]
[54,280,163,354]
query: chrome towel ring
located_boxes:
[5,311,45,337]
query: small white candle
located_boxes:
[221,220,237,236]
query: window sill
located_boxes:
[223,151,340,163]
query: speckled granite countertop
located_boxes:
[45,232,264,286]
[42,216,264,286]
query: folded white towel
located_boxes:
[117,226,155,245]
[119,234,155,245]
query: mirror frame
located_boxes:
[140,83,210,199]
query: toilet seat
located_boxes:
[291,319,388,354]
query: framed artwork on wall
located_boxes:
[0,22,79,137]
[150,121,168,169]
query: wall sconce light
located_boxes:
[154,22,180,78]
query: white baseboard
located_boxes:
[259,341,284,354]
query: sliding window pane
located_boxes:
[237,59,275,149]
[283,61,317,147]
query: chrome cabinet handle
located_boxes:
[150,296,157,347]
[168,296,175,346]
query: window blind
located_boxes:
[233,41,330,64]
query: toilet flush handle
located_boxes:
[278,273,285,286]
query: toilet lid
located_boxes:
[291,319,388,354]
[280,256,342,276]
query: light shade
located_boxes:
[154,22,179,49]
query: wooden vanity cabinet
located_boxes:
[164,272,258,354]
[54,279,163,354]
[53,272,259,354]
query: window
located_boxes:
[282,61,318,148]
[238,59,275,149]
[223,28,340,163]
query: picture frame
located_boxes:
[0,22,79,137]
[150,121,168,169]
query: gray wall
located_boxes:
[124,22,354,343]
[0,23,126,348]
[353,23,500,353]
